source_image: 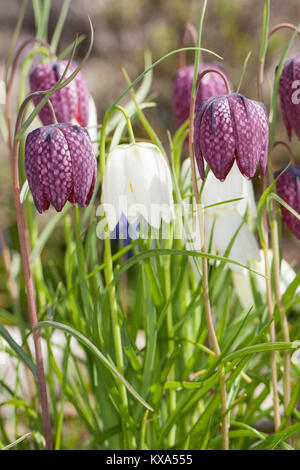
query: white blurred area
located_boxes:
[0,327,84,400]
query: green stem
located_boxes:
[74,206,93,331]
[10,94,53,450]
[122,68,165,157]
[54,336,71,450]
[163,228,176,446]
[261,241,281,431]
[100,107,132,449]
[269,203,291,414]
[114,105,135,144]
[27,199,59,428]
[188,2,229,449]
[104,233,131,448]
[257,0,281,432]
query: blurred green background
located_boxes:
[0,0,299,271]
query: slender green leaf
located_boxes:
[34,321,154,412]
[222,341,300,363]
[50,0,72,53]
[0,324,37,378]
[1,432,32,450]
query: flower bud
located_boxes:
[25,123,97,213]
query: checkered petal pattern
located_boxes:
[25,123,97,213]
[274,165,300,239]
[278,54,300,141]
[194,93,269,181]
[29,61,90,127]
[172,64,231,130]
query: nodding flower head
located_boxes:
[278,54,300,141]
[25,123,97,213]
[172,64,231,129]
[274,165,300,239]
[102,142,174,231]
[194,93,269,181]
[29,60,90,127]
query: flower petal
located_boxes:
[85,156,97,206]
[228,94,261,178]
[173,65,194,129]
[275,165,300,239]
[103,146,128,230]
[60,124,96,207]
[197,95,236,180]
[63,61,90,127]
[24,128,48,213]
[37,126,73,212]
[86,96,98,154]
[253,101,269,177]
[29,60,90,126]
[279,55,300,141]
[30,64,57,125]
[53,61,78,123]
[102,143,174,230]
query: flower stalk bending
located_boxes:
[188,69,230,450]
[11,93,54,449]
[257,20,299,426]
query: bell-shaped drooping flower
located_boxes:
[102,143,174,231]
[181,159,259,273]
[25,123,97,213]
[194,93,269,181]
[30,60,90,127]
[274,165,300,239]
[278,54,300,141]
[173,64,231,129]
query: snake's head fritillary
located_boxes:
[25,123,97,213]
[102,142,174,231]
[29,60,90,127]
[274,165,300,239]
[278,54,300,141]
[194,93,269,181]
[172,64,231,130]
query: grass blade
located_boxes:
[0,324,37,378]
[34,321,154,412]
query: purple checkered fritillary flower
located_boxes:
[25,123,97,213]
[173,64,231,129]
[274,165,300,239]
[30,60,90,127]
[278,54,300,141]
[194,93,269,181]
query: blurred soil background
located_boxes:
[0,0,299,295]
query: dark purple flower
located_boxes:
[30,60,90,127]
[274,165,300,239]
[278,54,300,141]
[172,64,231,129]
[194,93,269,181]
[25,123,97,213]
